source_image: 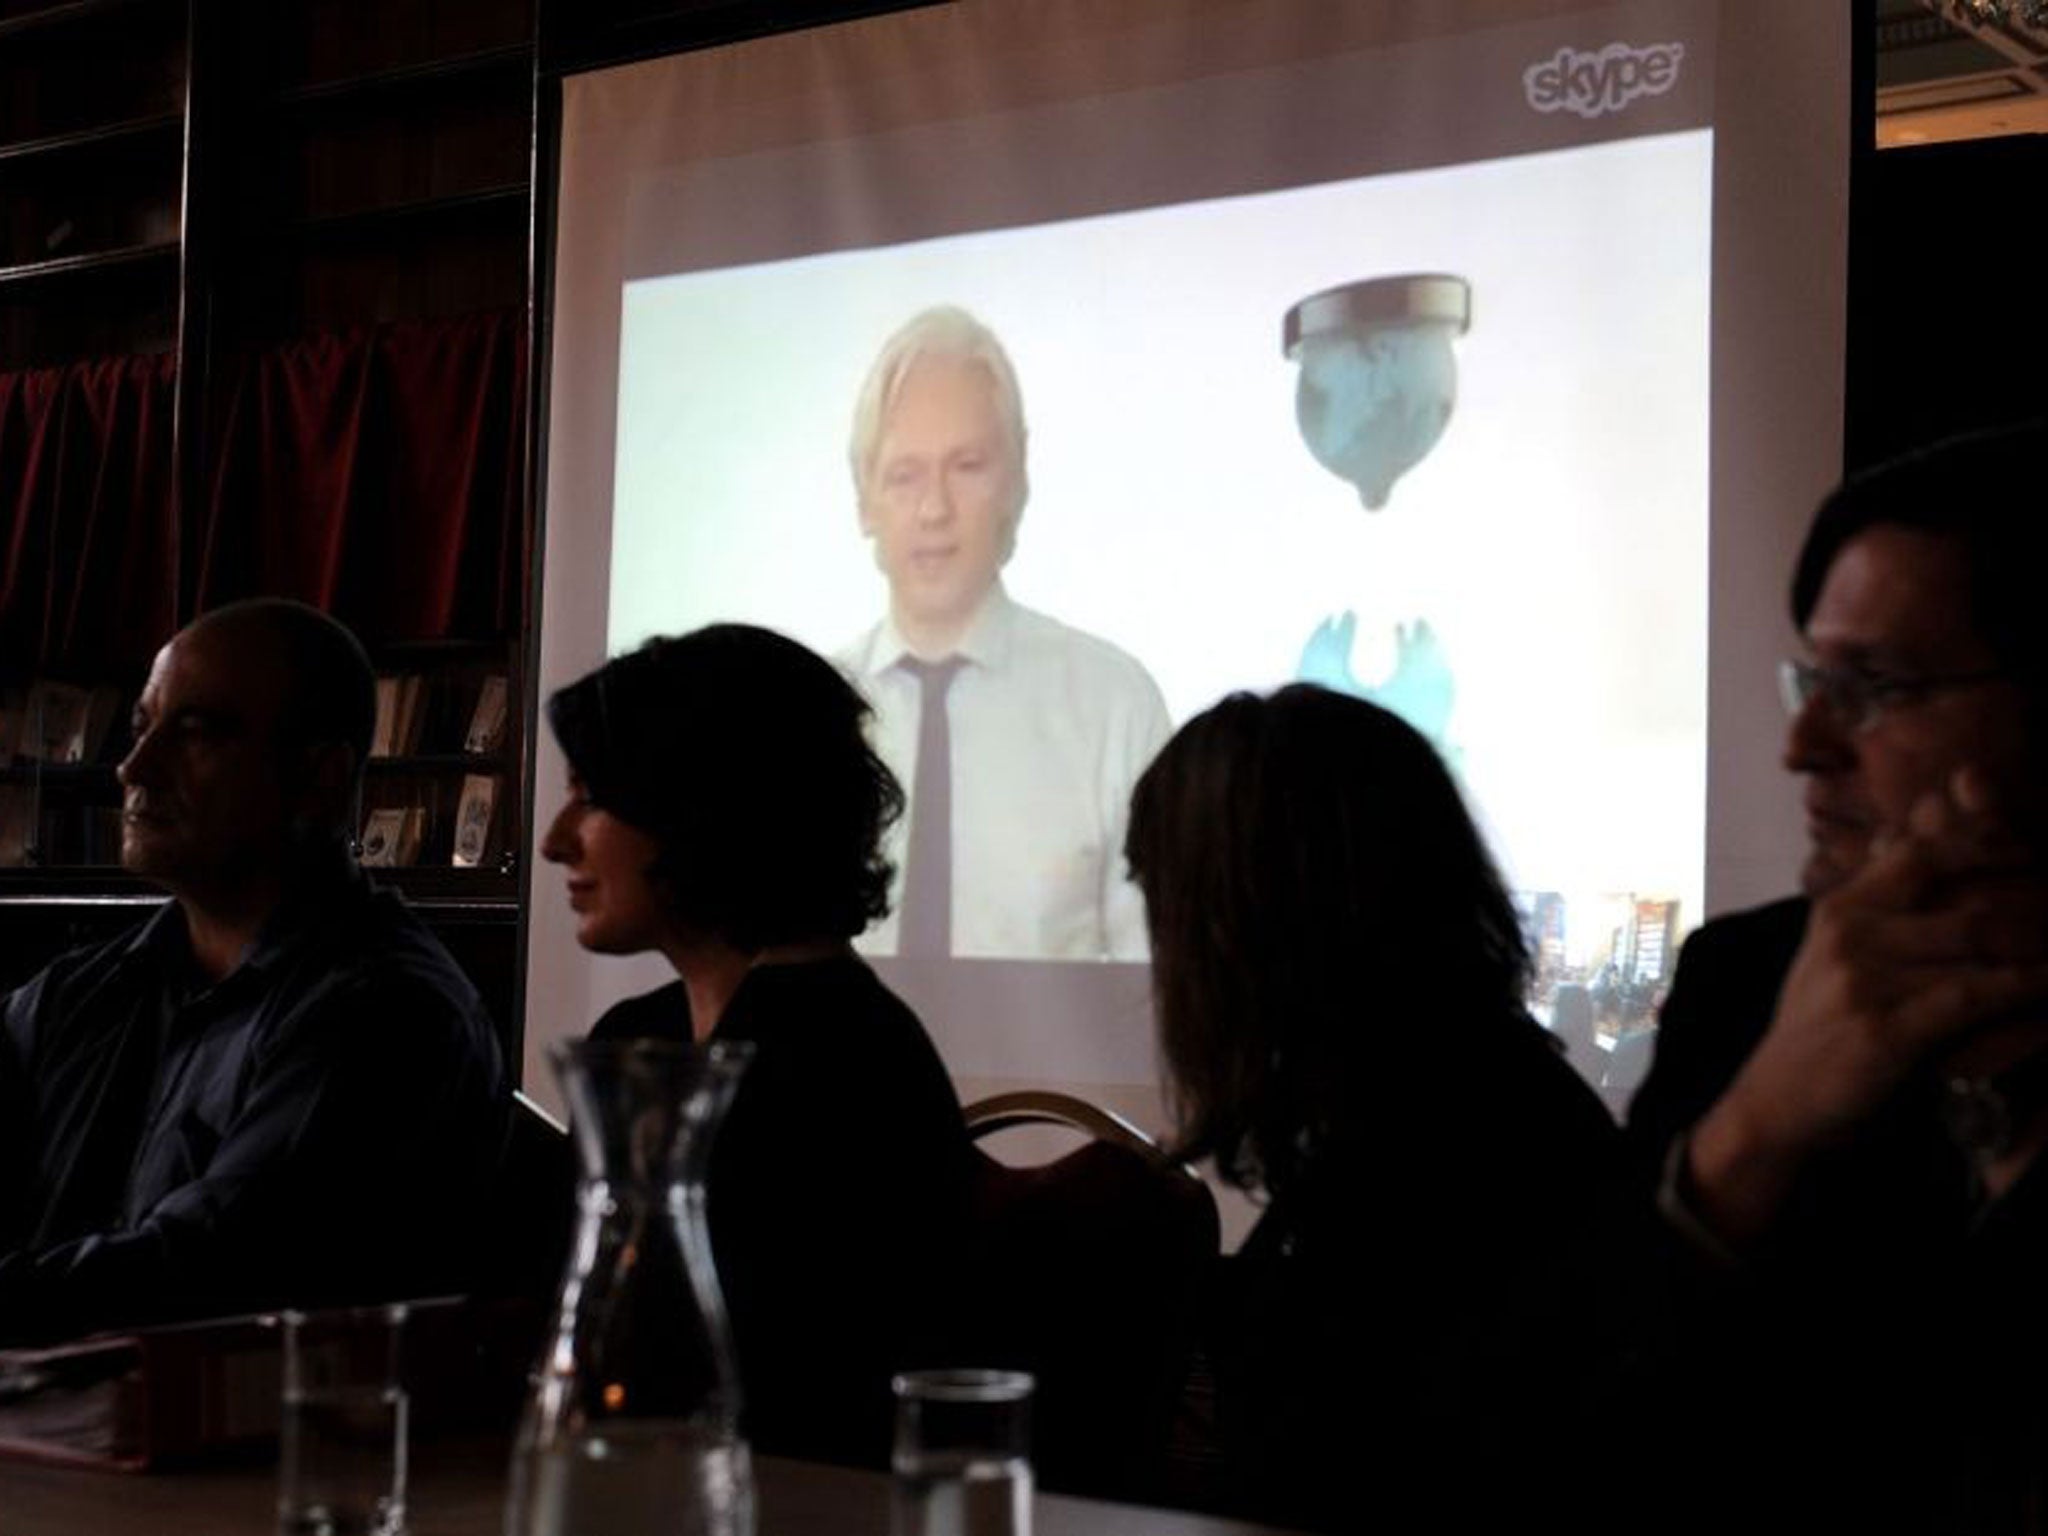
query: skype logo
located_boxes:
[1524,42,1684,120]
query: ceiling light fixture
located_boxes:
[1937,0,2048,28]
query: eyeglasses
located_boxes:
[1778,657,2005,731]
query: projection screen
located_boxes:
[526,0,1851,1126]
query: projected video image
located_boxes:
[611,131,1711,1005]
[837,305,1172,963]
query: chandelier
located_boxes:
[1936,0,2048,26]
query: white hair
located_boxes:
[847,306,1030,504]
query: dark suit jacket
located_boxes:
[1619,898,2048,1536]
[1624,896,1808,1167]
[1210,1016,1621,1533]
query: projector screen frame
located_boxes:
[511,0,1873,1094]
[511,0,949,1075]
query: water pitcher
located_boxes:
[506,1039,754,1536]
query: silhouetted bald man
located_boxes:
[0,601,508,1342]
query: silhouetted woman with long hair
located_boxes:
[1126,685,1617,1531]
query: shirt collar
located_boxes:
[114,859,370,987]
[867,582,1018,675]
[113,901,216,1008]
[118,899,187,965]
[240,866,362,975]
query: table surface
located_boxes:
[0,1435,1300,1536]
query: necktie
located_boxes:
[897,656,965,958]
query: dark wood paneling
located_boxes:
[1844,133,2048,470]
[538,0,931,76]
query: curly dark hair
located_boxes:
[1125,685,1533,1197]
[546,624,904,952]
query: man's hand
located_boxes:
[1687,769,2048,1248]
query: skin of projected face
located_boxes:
[859,354,1023,654]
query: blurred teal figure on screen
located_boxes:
[1296,613,1459,769]
[837,306,1172,962]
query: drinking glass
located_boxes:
[891,1369,1033,1536]
[277,1304,409,1536]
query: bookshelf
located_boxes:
[0,0,931,1045]
[0,1,180,877]
[0,0,184,368]
[358,642,520,895]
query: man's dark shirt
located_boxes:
[0,867,509,1343]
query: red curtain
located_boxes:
[0,353,178,682]
[0,311,523,687]
[199,309,526,644]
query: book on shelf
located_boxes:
[359,806,425,868]
[0,785,32,867]
[18,682,123,765]
[369,675,427,758]
[0,686,24,766]
[463,674,510,755]
[18,683,86,764]
[451,773,499,868]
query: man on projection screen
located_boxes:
[837,306,1172,961]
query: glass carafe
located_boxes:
[506,1039,754,1536]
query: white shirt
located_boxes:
[837,586,1173,960]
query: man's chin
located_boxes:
[894,578,990,631]
[119,830,182,883]
[1799,838,1868,900]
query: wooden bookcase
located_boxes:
[0,0,185,368]
[0,0,184,907]
[2,0,1011,1042]
[0,0,536,1041]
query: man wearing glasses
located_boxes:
[1620,422,2048,1532]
